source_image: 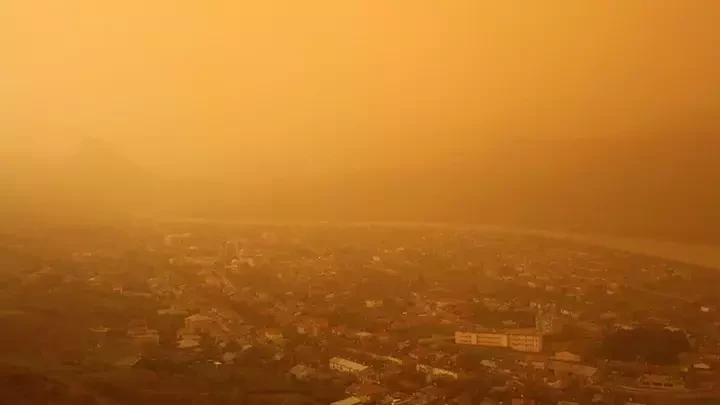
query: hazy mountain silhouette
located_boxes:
[0,137,153,225]
[57,137,155,221]
[66,137,142,175]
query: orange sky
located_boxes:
[1,1,719,175]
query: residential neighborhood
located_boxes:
[0,222,719,405]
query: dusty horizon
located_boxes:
[1,1,719,244]
[3,1,719,171]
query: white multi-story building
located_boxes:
[330,357,369,374]
[475,332,510,347]
[508,332,543,353]
[454,330,542,353]
[454,332,476,345]
[455,331,508,347]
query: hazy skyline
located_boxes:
[1,1,719,244]
[3,1,719,176]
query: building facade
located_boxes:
[536,310,563,335]
[454,332,476,345]
[455,330,542,353]
[508,332,543,353]
[416,364,459,380]
[330,357,369,374]
[554,351,582,362]
[454,331,508,347]
[637,374,685,390]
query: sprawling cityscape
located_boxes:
[1,222,719,405]
[3,0,718,404]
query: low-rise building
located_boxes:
[185,314,214,333]
[510,398,536,405]
[130,330,160,346]
[263,329,284,342]
[330,357,369,374]
[115,355,142,367]
[414,385,447,405]
[346,382,388,402]
[554,351,582,363]
[636,374,685,390]
[127,321,160,346]
[416,364,459,380]
[480,359,497,369]
[548,361,598,383]
[365,300,384,308]
[331,397,363,405]
[288,364,316,380]
[177,338,200,349]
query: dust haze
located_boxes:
[5,3,720,404]
[1,1,719,242]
